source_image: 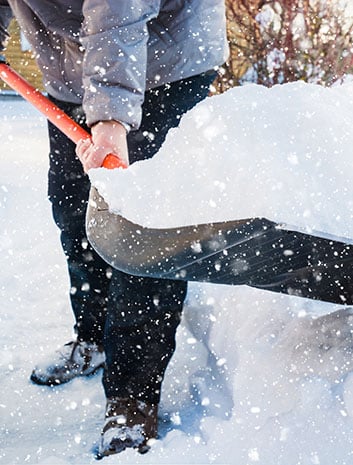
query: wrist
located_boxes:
[92,120,130,134]
[118,121,131,134]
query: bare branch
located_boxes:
[217,0,353,90]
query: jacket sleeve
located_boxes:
[0,1,12,51]
[81,0,161,129]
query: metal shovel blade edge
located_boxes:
[86,187,353,305]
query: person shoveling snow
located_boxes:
[0,0,229,458]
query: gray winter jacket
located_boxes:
[0,0,228,129]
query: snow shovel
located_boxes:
[0,59,124,170]
[2,60,353,306]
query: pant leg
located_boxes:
[47,98,111,345]
[103,273,186,404]
[103,72,217,404]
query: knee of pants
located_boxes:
[106,270,187,328]
[51,201,86,236]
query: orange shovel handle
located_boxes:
[0,61,126,170]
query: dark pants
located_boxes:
[47,72,215,404]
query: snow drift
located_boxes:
[90,81,353,241]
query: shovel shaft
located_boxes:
[0,62,126,169]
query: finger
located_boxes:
[82,147,108,172]
[76,138,92,158]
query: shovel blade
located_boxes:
[86,187,353,305]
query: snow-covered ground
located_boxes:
[2,82,353,465]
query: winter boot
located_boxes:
[30,340,105,386]
[97,397,158,458]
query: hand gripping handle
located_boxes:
[0,61,127,170]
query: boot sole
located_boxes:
[30,363,105,386]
